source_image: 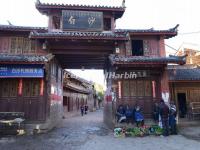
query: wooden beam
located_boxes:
[48,40,115,46]
[57,56,106,61]
[62,64,104,69]
[51,50,112,55]
[56,55,107,58]
[50,45,114,51]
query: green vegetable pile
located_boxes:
[114,125,163,137]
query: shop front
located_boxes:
[0,63,46,121]
[112,69,161,118]
[104,54,186,127]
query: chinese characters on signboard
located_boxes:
[62,10,103,31]
[0,65,44,78]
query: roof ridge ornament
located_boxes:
[122,0,126,8]
[36,0,41,5]
[7,20,13,26]
[170,24,179,32]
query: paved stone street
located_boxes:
[0,109,200,150]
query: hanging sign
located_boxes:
[0,64,44,78]
[62,10,103,31]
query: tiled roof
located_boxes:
[30,31,128,40]
[36,2,124,10]
[115,29,176,34]
[115,25,178,39]
[109,54,186,65]
[168,66,200,81]
[36,1,125,11]
[115,24,179,33]
[36,1,125,19]
[0,54,54,64]
[0,25,47,32]
[167,64,198,69]
[64,83,91,94]
[64,70,93,86]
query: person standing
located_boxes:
[153,102,159,123]
[169,101,177,134]
[84,105,88,114]
[159,99,170,136]
[81,105,84,116]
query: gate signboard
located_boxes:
[62,10,103,31]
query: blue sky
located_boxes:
[0,0,200,88]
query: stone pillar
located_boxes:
[103,66,115,129]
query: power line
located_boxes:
[178,30,200,35]
[165,44,178,52]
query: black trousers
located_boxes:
[162,118,169,136]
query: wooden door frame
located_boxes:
[175,90,187,113]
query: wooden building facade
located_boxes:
[0,25,63,130]
[63,71,94,117]
[104,30,186,126]
[0,0,187,130]
[169,46,200,118]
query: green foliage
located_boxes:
[94,83,105,101]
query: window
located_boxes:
[122,80,129,96]
[10,37,36,54]
[0,79,18,97]
[0,37,10,53]
[145,81,152,96]
[130,81,137,96]
[104,18,111,31]
[122,80,152,97]
[23,79,40,97]
[137,80,144,96]
[53,16,61,29]
[10,37,23,54]
[132,40,144,56]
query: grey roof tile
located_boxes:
[30,31,128,40]
[109,54,186,65]
[168,67,200,81]
[0,54,53,63]
[0,25,47,32]
[36,2,125,10]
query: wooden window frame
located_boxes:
[122,79,153,98]
[10,37,36,54]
